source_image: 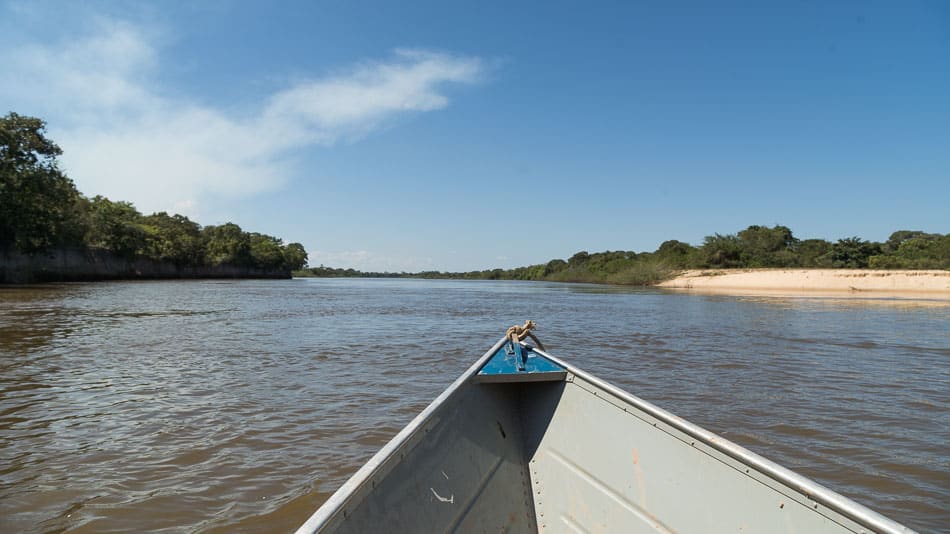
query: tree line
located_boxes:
[1,112,307,272]
[298,225,949,285]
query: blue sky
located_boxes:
[2,1,948,271]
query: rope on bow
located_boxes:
[505,320,545,351]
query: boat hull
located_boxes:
[296,338,912,533]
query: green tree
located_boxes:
[829,237,881,268]
[142,212,204,265]
[0,112,84,252]
[568,251,590,266]
[282,242,308,270]
[797,239,833,267]
[701,233,742,267]
[543,258,567,275]
[248,233,285,269]
[871,234,950,269]
[883,230,934,253]
[737,225,798,267]
[655,240,696,268]
[86,196,150,259]
[203,223,251,266]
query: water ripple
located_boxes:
[0,279,947,532]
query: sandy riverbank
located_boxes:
[657,269,950,298]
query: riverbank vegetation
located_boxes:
[297,225,950,285]
[6,112,944,286]
[1,113,307,274]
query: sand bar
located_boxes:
[657,269,950,299]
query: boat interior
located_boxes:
[300,340,907,534]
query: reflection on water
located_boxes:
[660,285,950,305]
[1,279,947,532]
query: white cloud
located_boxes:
[6,18,158,123]
[1,20,484,218]
[262,49,482,144]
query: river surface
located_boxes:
[0,278,947,533]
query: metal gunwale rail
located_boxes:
[531,345,914,534]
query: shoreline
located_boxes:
[2,248,291,284]
[656,269,950,299]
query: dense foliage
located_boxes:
[301,266,404,278]
[298,224,949,285]
[1,113,307,271]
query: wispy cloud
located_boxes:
[1,19,484,218]
[263,48,482,145]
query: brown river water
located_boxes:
[0,278,947,532]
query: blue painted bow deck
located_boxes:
[474,342,567,383]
